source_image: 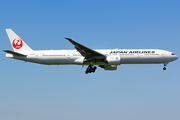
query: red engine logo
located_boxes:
[12,38,23,49]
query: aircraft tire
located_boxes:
[163,67,166,70]
[94,66,97,70]
[92,67,96,73]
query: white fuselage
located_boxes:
[4,29,178,73]
[6,49,178,65]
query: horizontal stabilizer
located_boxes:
[3,50,26,56]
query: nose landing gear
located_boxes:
[85,65,97,74]
[163,67,166,70]
[163,63,168,70]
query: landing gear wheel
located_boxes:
[163,63,168,71]
[92,68,95,73]
[94,66,97,70]
[92,66,97,73]
[85,65,97,74]
[163,67,166,70]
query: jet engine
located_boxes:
[105,55,121,65]
[99,55,121,70]
[74,57,85,65]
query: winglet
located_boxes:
[65,37,84,48]
[65,37,74,44]
[64,37,72,41]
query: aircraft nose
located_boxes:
[175,55,178,60]
[173,55,178,61]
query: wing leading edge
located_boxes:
[65,38,105,60]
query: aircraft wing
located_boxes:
[65,38,105,60]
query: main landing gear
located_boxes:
[85,65,97,74]
[163,63,168,70]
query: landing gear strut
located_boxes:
[163,63,168,70]
[85,65,97,74]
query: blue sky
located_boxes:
[0,0,180,120]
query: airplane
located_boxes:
[3,29,178,74]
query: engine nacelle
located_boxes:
[104,65,117,70]
[105,55,121,65]
[74,57,84,65]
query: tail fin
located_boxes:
[6,29,33,52]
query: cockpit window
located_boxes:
[171,53,175,55]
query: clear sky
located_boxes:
[0,0,180,120]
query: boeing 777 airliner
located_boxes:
[4,29,178,74]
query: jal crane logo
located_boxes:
[12,38,23,49]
